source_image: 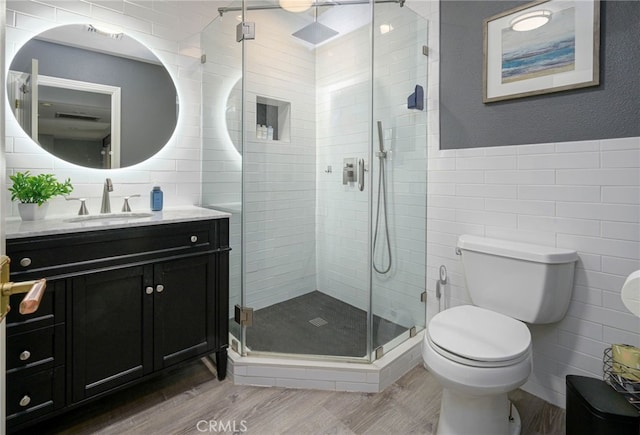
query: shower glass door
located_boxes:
[201,0,244,355]
[202,0,427,362]
[239,0,373,360]
[371,2,428,357]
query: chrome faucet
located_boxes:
[100,178,113,213]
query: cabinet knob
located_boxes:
[190,235,198,243]
[19,395,31,407]
[156,285,164,293]
[20,257,32,267]
[145,286,154,295]
[19,350,31,361]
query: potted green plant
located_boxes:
[8,171,73,221]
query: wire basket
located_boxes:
[603,346,640,411]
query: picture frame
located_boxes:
[483,0,600,103]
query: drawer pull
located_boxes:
[19,350,31,361]
[190,235,198,243]
[156,285,165,293]
[20,258,32,267]
[145,286,154,295]
[19,395,31,407]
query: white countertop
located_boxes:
[6,206,231,239]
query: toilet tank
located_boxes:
[457,235,578,324]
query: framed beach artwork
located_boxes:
[483,0,600,103]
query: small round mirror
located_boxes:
[7,24,179,169]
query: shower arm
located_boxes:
[218,0,405,16]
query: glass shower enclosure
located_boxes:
[202,0,428,363]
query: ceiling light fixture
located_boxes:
[510,10,552,32]
[279,0,313,13]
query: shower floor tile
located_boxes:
[230,291,407,358]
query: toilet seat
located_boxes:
[428,305,531,368]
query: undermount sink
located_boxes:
[64,212,154,223]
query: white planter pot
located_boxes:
[18,202,49,221]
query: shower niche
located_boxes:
[256,96,290,142]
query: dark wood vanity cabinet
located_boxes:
[5,218,230,432]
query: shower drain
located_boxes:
[309,317,328,327]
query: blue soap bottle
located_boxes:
[150,186,163,211]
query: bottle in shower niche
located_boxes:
[150,186,163,211]
[267,125,274,140]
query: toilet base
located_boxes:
[436,389,521,435]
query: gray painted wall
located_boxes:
[10,40,178,166]
[440,0,640,149]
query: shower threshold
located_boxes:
[224,291,423,392]
[225,329,424,393]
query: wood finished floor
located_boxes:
[23,358,566,435]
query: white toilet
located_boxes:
[423,235,578,435]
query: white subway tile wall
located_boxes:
[425,0,640,410]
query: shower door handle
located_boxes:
[358,159,365,191]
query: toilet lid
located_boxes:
[429,305,531,363]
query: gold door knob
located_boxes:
[1,256,47,321]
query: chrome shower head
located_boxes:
[291,5,339,46]
[292,21,339,45]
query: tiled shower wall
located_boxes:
[5,0,213,216]
[315,25,371,312]
[242,11,317,310]
[423,1,640,408]
[203,9,318,311]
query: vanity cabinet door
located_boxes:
[71,265,153,403]
[153,254,216,370]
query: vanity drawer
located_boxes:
[8,219,229,277]
[6,279,65,335]
[7,366,65,425]
[7,324,65,374]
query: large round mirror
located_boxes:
[7,24,178,169]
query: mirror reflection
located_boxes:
[7,24,179,169]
